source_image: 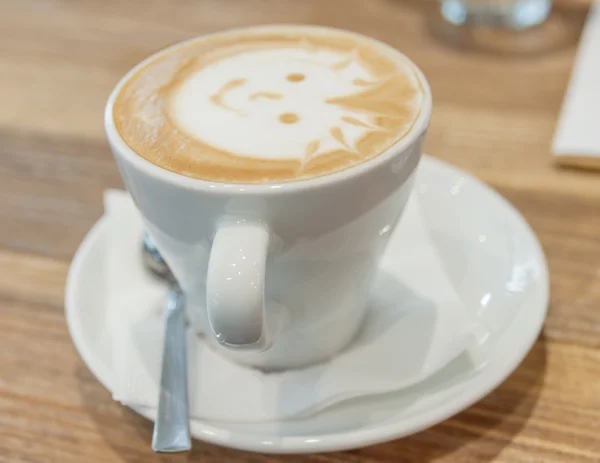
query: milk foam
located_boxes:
[171,47,406,161]
[113,27,426,183]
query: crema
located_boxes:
[113,26,425,183]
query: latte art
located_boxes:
[113,26,426,183]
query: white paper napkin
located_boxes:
[106,189,474,423]
[553,3,600,169]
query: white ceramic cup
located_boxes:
[105,26,432,370]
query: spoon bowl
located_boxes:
[142,233,177,285]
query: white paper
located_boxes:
[105,189,474,423]
[553,3,600,168]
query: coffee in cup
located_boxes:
[106,25,431,369]
[113,27,425,184]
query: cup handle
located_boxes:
[206,222,272,351]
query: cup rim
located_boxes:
[104,24,432,196]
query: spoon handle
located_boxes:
[152,289,191,453]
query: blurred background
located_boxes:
[1,1,599,462]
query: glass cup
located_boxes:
[440,0,552,29]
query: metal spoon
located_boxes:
[142,233,191,453]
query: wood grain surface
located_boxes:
[1,1,599,462]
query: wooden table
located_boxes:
[1,1,599,462]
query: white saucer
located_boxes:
[65,156,549,454]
